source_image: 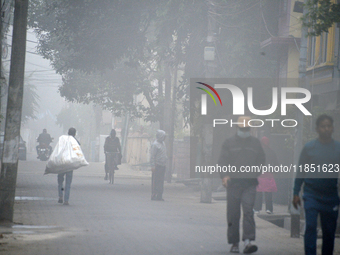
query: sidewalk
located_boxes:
[0,161,338,254]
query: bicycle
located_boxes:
[105,152,119,184]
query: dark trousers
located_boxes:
[151,165,166,200]
[254,192,273,212]
[105,153,118,174]
[304,207,338,255]
[227,184,257,244]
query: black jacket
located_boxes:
[218,134,265,186]
[104,136,121,153]
[37,133,52,145]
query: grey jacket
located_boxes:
[150,130,167,167]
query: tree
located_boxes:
[28,0,163,120]
[58,64,147,119]
[302,0,340,36]
[28,0,153,73]
[28,0,276,125]
[154,0,276,125]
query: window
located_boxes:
[319,32,328,64]
[307,27,335,69]
[306,1,336,69]
[308,36,316,66]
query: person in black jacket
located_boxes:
[218,116,265,254]
[104,129,121,180]
[36,128,53,158]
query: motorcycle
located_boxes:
[37,139,53,161]
[37,143,52,161]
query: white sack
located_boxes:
[45,135,89,174]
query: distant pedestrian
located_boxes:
[218,116,265,254]
[293,114,340,255]
[104,129,122,181]
[254,136,278,214]
[57,127,80,206]
[150,130,167,201]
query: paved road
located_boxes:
[0,158,338,255]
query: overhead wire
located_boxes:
[208,0,260,17]
[207,0,261,30]
[24,69,57,73]
[208,0,243,9]
[5,33,39,44]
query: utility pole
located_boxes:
[200,0,216,203]
[0,0,3,78]
[0,0,3,124]
[0,0,29,222]
[290,0,308,238]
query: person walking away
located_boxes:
[254,136,278,214]
[218,116,265,254]
[103,129,121,180]
[58,127,80,205]
[150,130,167,201]
[293,114,340,255]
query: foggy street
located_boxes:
[2,154,337,255]
[0,1,340,255]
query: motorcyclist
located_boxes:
[36,128,53,159]
[104,129,121,180]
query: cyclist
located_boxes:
[104,129,121,180]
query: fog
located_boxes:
[0,1,339,254]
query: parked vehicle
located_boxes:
[0,133,27,160]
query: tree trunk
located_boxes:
[94,105,102,162]
[165,66,178,183]
[158,79,164,130]
[163,65,172,182]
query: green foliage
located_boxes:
[302,0,340,36]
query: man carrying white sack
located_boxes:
[45,127,88,205]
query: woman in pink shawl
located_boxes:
[254,136,278,214]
